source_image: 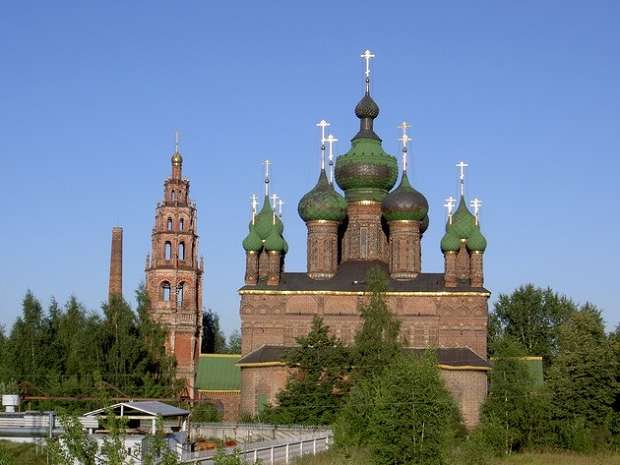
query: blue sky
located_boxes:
[1,1,618,336]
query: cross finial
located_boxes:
[316,120,330,170]
[251,193,258,224]
[263,160,271,196]
[444,196,456,224]
[470,197,482,225]
[175,130,180,153]
[398,122,412,173]
[277,198,284,217]
[325,134,338,184]
[360,49,375,92]
[271,193,278,224]
[456,161,468,196]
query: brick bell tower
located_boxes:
[145,134,203,398]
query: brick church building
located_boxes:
[238,51,490,428]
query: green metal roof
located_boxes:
[196,354,241,391]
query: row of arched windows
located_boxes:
[169,189,186,203]
[164,241,186,261]
[161,281,185,306]
[166,217,185,232]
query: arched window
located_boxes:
[179,218,185,231]
[178,242,185,261]
[171,190,177,202]
[167,218,173,231]
[164,241,172,260]
[176,282,185,307]
[161,282,171,302]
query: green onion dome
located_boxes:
[298,170,347,222]
[335,137,398,202]
[448,196,477,239]
[382,172,429,222]
[264,228,286,252]
[335,90,398,202]
[251,196,284,239]
[420,214,429,234]
[242,226,263,252]
[440,230,461,253]
[466,227,487,252]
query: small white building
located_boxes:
[83,401,191,464]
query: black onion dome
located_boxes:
[382,172,429,222]
[355,93,380,119]
[298,170,347,222]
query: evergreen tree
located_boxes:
[547,305,618,440]
[490,284,576,364]
[336,268,404,447]
[351,268,401,380]
[201,309,226,354]
[8,292,48,388]
[262,316,350,425]
[226,330,242,354]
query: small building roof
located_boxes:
[196,354,241,391]
[83,401,189,418]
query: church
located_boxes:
[106,50,491,427]
[237,50,490,428]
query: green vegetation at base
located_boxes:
[0,440,47,465]
[295,449,620,465]
[0,287,181,413]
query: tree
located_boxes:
[336,268,404,447]
[481,336,552,455]
[262,316,350,425]
[226,330,242,354]
[351,268,401,380]
[8,292,48,387]
[366,351,460,465]
[547,304,618,445]
[201,309,226,354]
[490,284,576,364]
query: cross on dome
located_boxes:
[271,193,278,224]
[456,161,468,196]
[175,130,180,152]
[325,134,338,184]
[398,121,411,137]
[316,120,330,169]
[444,196,456,224]
[263,160,271,196]
[251,193,258,224]
[278,198,284,217]
[360,49,375,92]
[470,197,482,225]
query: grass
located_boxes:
[295,449,620,465]
[0,440,47,465]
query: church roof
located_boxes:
[196,354,241,391]
[238,344,491,370]
[239,261,489,294]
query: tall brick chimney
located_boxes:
[108,227,123,299]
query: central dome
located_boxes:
[335,137,398,202]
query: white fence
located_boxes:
[181,434,332,465]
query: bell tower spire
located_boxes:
[145,140,203,398]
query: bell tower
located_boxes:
[145,134,203,397]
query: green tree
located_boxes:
[481,337,551,455]
[351,268,401,380]
[336,268,404,448]
[262,316,350,425]
[201,309,226,354]
[490,284,576,364]
[366,351,460,465]
[226,330,242,354]
[547,304,618,447]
